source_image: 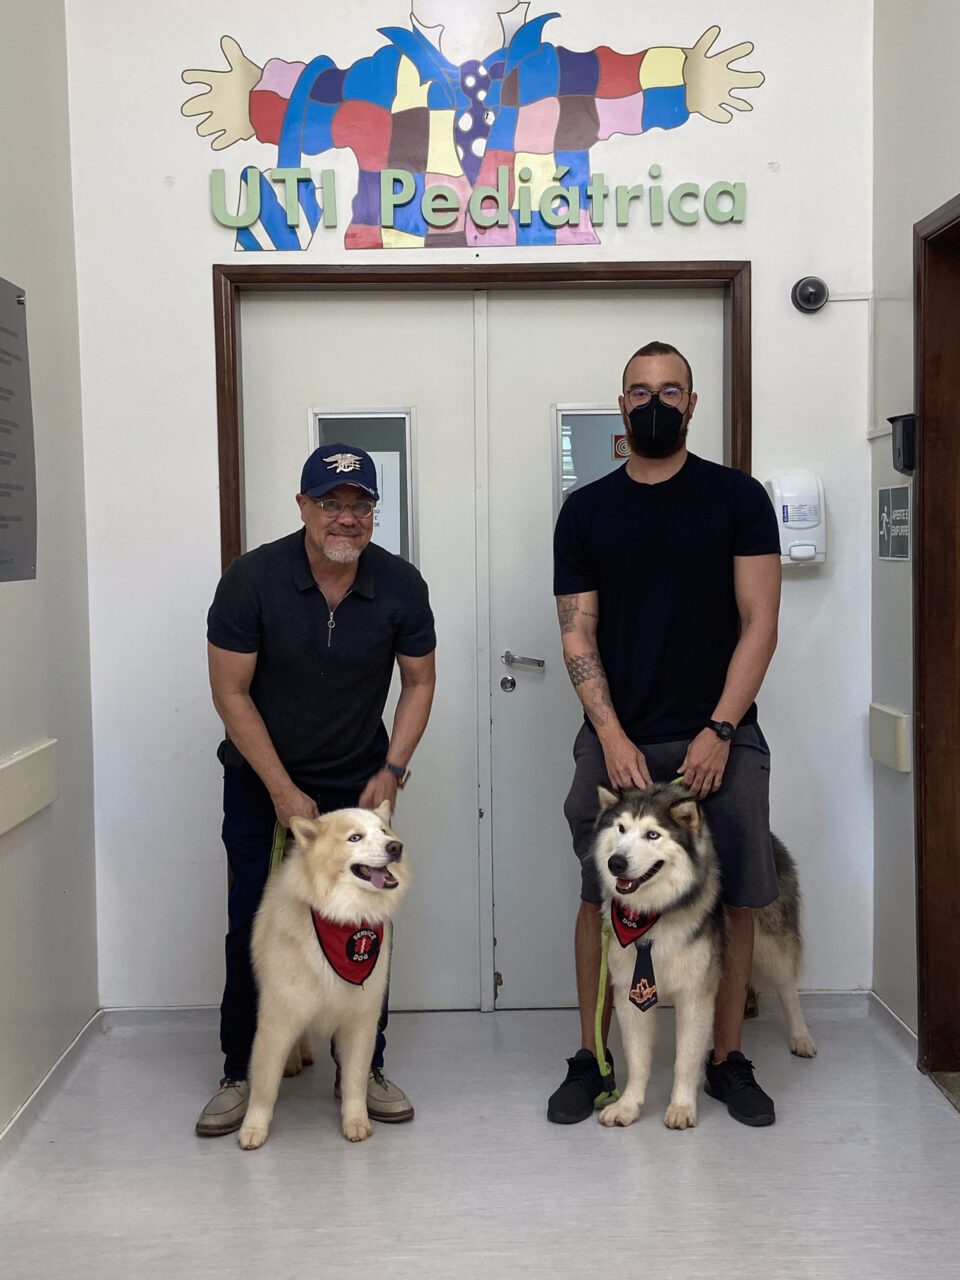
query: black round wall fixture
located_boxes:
[791,277,830,313]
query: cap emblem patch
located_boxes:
[324,453,363,474]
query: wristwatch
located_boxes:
[707,720,736,742]
[384,761,411,789]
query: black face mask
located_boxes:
[627,396,686,457]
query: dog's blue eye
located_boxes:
[647,831,661,842]
[348,833,363,843]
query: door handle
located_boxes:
[501,650,546,670]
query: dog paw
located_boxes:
[238,1123,269,1150]
[598,1099,642,1128]
[343,1118,374,1143]
[283,1051,303,1077]
[790,1033,818,1058]
[663,1102,697,1130]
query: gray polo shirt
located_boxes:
[207,531,436,789]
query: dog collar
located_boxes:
[310,910,383,985]
[611,900,660,948]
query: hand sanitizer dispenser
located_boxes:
[765,471,826,565]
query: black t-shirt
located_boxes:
[207,531,436,789]
[553,453,780,743]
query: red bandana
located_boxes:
[611,900,660,948]
[310,910,384,985]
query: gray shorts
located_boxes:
[564,721,778,908]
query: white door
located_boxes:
[239,286,727,1012]
[486,288,725,1007]
[240,291,480,1009]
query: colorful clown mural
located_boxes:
[181,2,764,250]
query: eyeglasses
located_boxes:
[307,496,377,518]
[625,385,690,408]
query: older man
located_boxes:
[549,341,783,1128]
[196,444,436,1137]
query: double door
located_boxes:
[241,286,723,1009]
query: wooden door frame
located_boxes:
[913,197,960,1074]
[212,261,752,569]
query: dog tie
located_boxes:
[611,901,660,1011]
[310,910,383,985]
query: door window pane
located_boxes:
[558,408,628,505]
[312,411,412,561]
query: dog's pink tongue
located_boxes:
[370,868,388,890]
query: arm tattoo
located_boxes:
[557,595,579,634]
[564,652,615,729]
[557,595,598,634]
[564,652,605,687]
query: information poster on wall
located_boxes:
[0,278,37,582]
[878,485,910,560]
[369,451,401,557]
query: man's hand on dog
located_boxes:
[271,783,319,827]
[358,768,399,813]
[599,730,653,790]
[679,729,731,798]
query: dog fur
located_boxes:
[591,783,816,1132]
[238,801,409,1150]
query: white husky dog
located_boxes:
[238,801,409,1150]
[592,783,816,1132]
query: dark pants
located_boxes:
[220,760,388,1081]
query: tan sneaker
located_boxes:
[195,1078,249,1137]
[335,1068,414,1123]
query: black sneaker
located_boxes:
[704,1050,775,1127]
[547,1048,615,1124]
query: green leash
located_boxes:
[269,822,288,875]
[594,920,620,1107]
[593,775,687,1109]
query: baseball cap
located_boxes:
[300,444,379,501]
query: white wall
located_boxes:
[871,0,960,1030]
[66,0,875,1005]
[0,0,98,1129]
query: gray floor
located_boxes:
[2,998,959,1279]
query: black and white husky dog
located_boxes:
[591,783,816,1131]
